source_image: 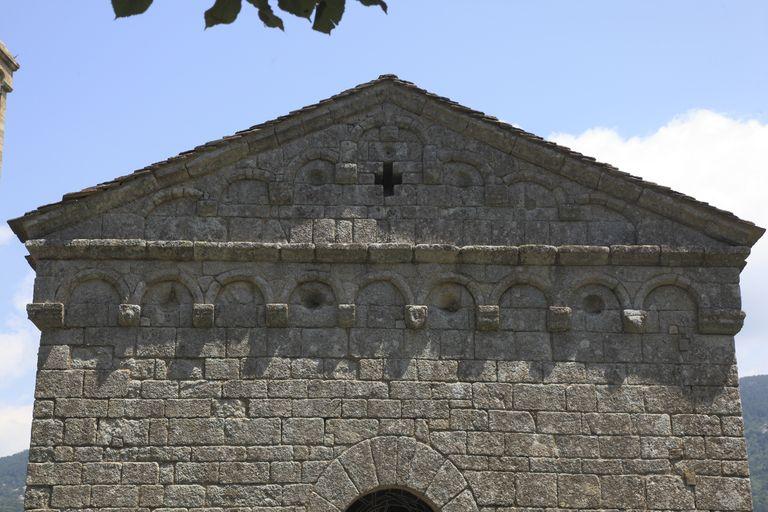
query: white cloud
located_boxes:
[0,272,37,456]
[549,110,768,228]
[549,110,768,377]
[0,225,14,246]
[0,272,38,383]
[0,404,33,456]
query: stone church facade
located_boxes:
[9,76,764,511]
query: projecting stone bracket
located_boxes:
[698,309,745,335]
[118,304,141,327]
[547,306,572,332]
[27,303,64,330]
[338,304,356,328]
[192,304,215,328]
[405,305,428,330]
[266,303,289,328]
[622,309,648,333]
[476,305,500,331]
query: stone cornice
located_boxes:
[24,239,751,268]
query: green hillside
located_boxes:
[742,374,768,511]
[0,450,25,512]
[0,376,767,510]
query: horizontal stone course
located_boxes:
[25,239,753,267]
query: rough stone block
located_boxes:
[337,304,356,328]
[118,304,141,327]
[27,303,64,330]
[698,309,745,334]
[335,162,358,184]
[519,245,557,265]
[547,306,572,332]
[622,309,648,333]
[192,304,215,328]
[476,305,499,331]
[557,245,610,265]
[368,243,413,263]
[266,303,289,328]
[405,305,428,330]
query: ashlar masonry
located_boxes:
[9,75,764,511]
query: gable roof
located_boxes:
[8,75,765,247]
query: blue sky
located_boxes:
[0,1,766,455]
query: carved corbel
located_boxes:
[192,304,215,328]
[266,303,289,328]
[405,305,428,330]
[27,303,64,330]
[118,304,141,327]
[622,309,648,334]
[547,306,572,332]
[476,305,500,331]
[338,304,356,328]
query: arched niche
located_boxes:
[355,280,406,329]
[426,282,477,330]
[141,280,194,327]
[570,283,622,332]
[220,178,269,214]
[507,181,559,220]
[443,161,484,206]
[581,204,636,245]
[293,159,338,206]
[144,188,225,241]
[214,280,266,327]
[499,284,548,331]
[296,159,336,186]
[643,284,698,334]
[289,281,338,327]
[346,489,435,512]
[66,279,121,327]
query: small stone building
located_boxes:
[9,76,764,511]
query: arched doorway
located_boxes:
[346,489,435,512]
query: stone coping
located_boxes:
[25,239,750,267]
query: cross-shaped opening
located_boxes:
[374,162,402,197]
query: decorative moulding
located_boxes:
[266,303,289,328]
[476,305,500,331]
[27,303,64,330]
[118,304,141,327]
[547,306,572,332]
[405,305,428,330]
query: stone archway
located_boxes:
[346,489,434,512]
[308,436,478,512]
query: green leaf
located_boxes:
[277,0,318,19]
[111,0,154,18]
[313,0,345,34]
[204,0,243,27]
[247,0,285,30]
[357,0,386,13]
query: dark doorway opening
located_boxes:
[346,489,434,512]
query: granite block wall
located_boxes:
[14,78,760,511]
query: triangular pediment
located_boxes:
[8,75,764,249]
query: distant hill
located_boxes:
[741,374,768,511]
[0,450,25,512]
[0,376,767,510]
